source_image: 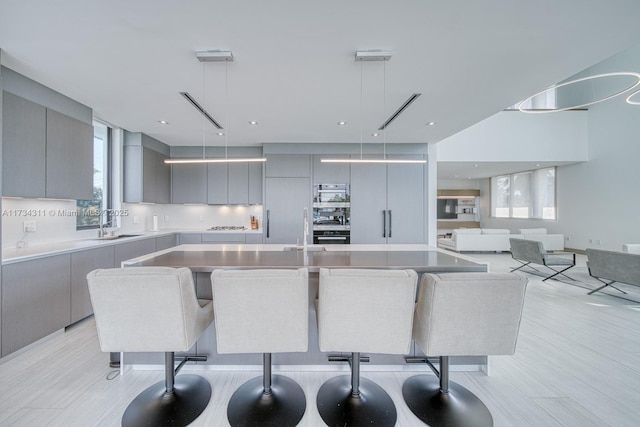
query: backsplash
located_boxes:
[2,198,263,250]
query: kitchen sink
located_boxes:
[282,245,326,252]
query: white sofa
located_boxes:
[518,228,564,251]
[437,227,564,252]
[438,228,519,252]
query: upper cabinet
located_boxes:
[312,154,350,184]
[2,91,93,200]
[2,92,47,198]
[171,146,263,205]
[45,109,93,200]
[123,132,171,204]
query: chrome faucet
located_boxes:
[98,210,116,237]
[303,207,309,250]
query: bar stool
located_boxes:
[210,268,309,427]
[87,267,214,427]
[403,272,527,427]
[316,268,418,427]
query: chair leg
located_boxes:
[317,352,397,427]
[587,279,627,295]
[121,352,212,427]
[227,353,306,427]
[542,265,575,282]
[510,261,532,272]
[403,356,493,427]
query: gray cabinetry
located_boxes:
[2,91,46,198]
[171,164,207,204]
[1,254,71,357]
[265,177,311,244]
[266,154,311,177]
[312,154,350,184]
[2,92,92,200]
[201,233,245,243]
[156,234,178,251]
[207,163,228,204]
[248,162,263,204]
[245,233,264,244]
[123,132,171,204]
[228,163,249,205]
[350,155,425,244]
[178,233,202,244]
[114,238,157,266]
[70,246,115,324]
[45,109,93,200]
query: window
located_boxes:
[491,167,556,219]
[76,121,111,229]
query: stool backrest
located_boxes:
[414,272,527,356]
[87,267,210,353]
[211,268,309,354]
[318,268,418,354]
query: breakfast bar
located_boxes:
[121,244,489,370]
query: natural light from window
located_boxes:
[491,167,556,220]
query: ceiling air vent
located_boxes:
[179,92,223,129]
[378,93,422,130]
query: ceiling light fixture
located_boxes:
[322,50,426,164]
[158,120,169,125]
[518,72,640,113]
[337,121,347,125]
[248,120,258,125]
[166,51,266,164]
[626,89,640,105]
[427,121,436,126]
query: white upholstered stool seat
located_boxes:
[87,266,214,427]
[211,268,309,427]
[403,272,527,427]
[316,268,418,427]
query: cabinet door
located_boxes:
[350,162,387,244]
[156,234,178,251]
[114,238,157,266]
[228,163,249,205]
[45,109,93,200]
[248,162,263,204]
[387,157,425,244]
[312,154,350,184]
[201,233,245,243]
[70,246,115,324]
[265,177,310,244]
[265,154,311,177]
[178,233,202,244]
[2,92,47,198]
[207,163,228,204]
[142,147,156,202]
[171,164,207,204]
[2,254,71,357]
[155,152,171,204]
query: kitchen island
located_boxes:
[122,244,489,371]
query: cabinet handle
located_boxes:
[266,210,270,238]
[388,210,392,238]
[383,210,387,238]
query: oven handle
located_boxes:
[317,236,348,240]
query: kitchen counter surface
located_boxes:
[124,244,488,273]
[1,228,263,264]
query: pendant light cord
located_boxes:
[202,62,206,160]
[360,61,363,160]
[383,60,387,160]
[225,60,229,160]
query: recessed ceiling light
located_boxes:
[338,121,347,125]
[248,121,258,125]
[474,164,478,167]
[372,133,379,137]
[454,175,458,178]
[427,121,436,126]
[217,132,224,136]
[158,120,169,125]
[535,163,541,167]
[468,177,472,180]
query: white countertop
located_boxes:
[1,228,263,264]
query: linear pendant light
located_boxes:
[321,50,426,164]
[165,50,266,164]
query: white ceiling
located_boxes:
[2,0,640,179]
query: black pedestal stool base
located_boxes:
[227,374,306,427]
[403,374,493,427]
[122,374,211,427]
[317,375,397,427]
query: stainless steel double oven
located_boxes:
[312,184,350,244]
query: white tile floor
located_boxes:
[1,252,639,426]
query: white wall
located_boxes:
[481,43,640,251]
[438,110,588,163]
[1,198,263,249]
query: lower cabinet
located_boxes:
[156,234,178,251]
[70,246,115,324]
[1,254,71,357]
[114,238,157,266]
